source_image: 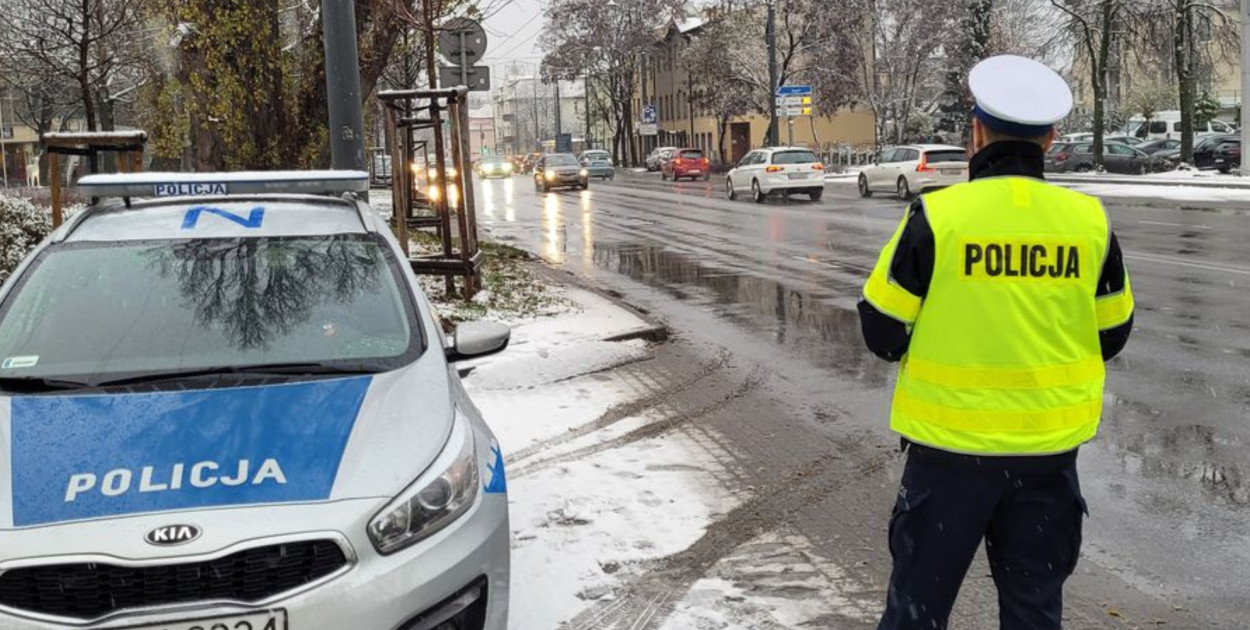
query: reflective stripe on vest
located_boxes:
[891,176,1110,455]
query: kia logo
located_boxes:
[145,524,201,546]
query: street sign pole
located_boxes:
[1242,0,1249,176]
[321,0,366,175]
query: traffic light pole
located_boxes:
[321,0,366,174]
[766,0,778,147]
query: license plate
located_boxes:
[121,610,287,630]
[787,173,808,180]
[941,169,961,175]
[1215,158,1225,163]
[688,170,702,174]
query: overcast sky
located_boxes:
[481,0,548,78]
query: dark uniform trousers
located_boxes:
[878,442,1087,630]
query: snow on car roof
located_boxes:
[65,196,370,243]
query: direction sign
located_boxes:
[776,85,813,97]
[439,18,488,62]
[440,65,491,91]
[779,96,813,106]
[642,105,658,124]
[776,107,812,117]
[640,122,658,136]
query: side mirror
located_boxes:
[446,321,511,362]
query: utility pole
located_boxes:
[585,74,592,149]
[1242,0,1249,174]
[766,0,779,147]
[0,93,9,188]
[554,79,562,143]
[641,53,649,161]
[321,0,366,174]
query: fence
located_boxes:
[819,144,879,171]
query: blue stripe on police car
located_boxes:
[9,377,371,527]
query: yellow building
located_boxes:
[633,17,875,165]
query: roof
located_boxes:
[66,197,371,243]
[897,144,967,152]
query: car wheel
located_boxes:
[1074,164,1093,173]
[810,188,824,202]
[858,175,872,198]
[752,179,766,204]
[897,176,912,200]
[726,178,737,200]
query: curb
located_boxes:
[527,261,671,344]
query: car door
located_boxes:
[1105,143,1132,173]
[731,152,755,188]
[869,149,896,190]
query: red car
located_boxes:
[661,148,711,181]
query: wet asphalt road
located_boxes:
[472,171,1250,627]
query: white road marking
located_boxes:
[1137,220,1211,230]
[1126,252,1250,277]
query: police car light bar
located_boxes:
[75,170,370,199]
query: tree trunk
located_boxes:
[1176,0,1195,163]
[1092,0,1115,169]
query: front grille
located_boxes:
[0,540,347,620]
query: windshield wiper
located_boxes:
[0,376,94,392]
[92,362,389,387]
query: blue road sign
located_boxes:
[642,106,657,124]
[776,85,813,96]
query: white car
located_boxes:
[858,144,969,200]
[725,147,826,203]
[0,172,510,630]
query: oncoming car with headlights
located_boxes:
[533,153,589,191]
[0,171,510,630]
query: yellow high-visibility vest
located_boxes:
[863,176,1134,455]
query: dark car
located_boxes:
[533,153,589,191]
[1213,138,1241,173]
[476,155,513,179]
[1186,134,1239,169]
[1045,142,1154,174]
[1136,139,1182,155]
[521,152,543,174]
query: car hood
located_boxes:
[545,165,582,174]
[0,357,454,531]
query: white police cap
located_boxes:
[970,55,1073,136]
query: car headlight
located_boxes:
[503,163,513,172]
[428,167,439,180]
[545,169,556,180]
[368,410,479,555]
[579,168,589,177]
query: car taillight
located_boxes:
[766,165,784,173]
[917,155,935,173]
[674,158,684,166]
[812,163,825,171]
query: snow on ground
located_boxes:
[1063,182,1250,203]
[659,529,877,630]
[508,434,739,630]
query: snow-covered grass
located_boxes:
[1064,182,1250,203]
[0,194,54,284]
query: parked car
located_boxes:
[1130,112,1236,141]
[0,170,512,630]
[1164,133,1240,169]
[577,150,616,180]
[857,145,969,200]
[1213,137,1242,173]
[661,148,711,181]
[1136,138,1182,155]
[1058,132,1140,147]
[534,153,589,191]
[725,146,825,203]
[1106,134,1144,146]
[646,146,678,171]
[476,155,513,179]
[1045,142,1157,174]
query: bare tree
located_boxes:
[1050,0,1142,170]
[0,0,144,133]
[539,0,684,166]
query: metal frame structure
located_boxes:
[378,87,481,297]
[40,131,147,227]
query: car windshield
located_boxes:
[0,235,418,385]
[481,157,505,164]
[546,154,579,166]
[924,150,966,163]
[678,150,704,159]
[772,150,819,164]
[584,152,610,162]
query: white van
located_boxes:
[1130,111,1236,141]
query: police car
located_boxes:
[0,172,510,630]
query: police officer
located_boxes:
[859,55,1135,630]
